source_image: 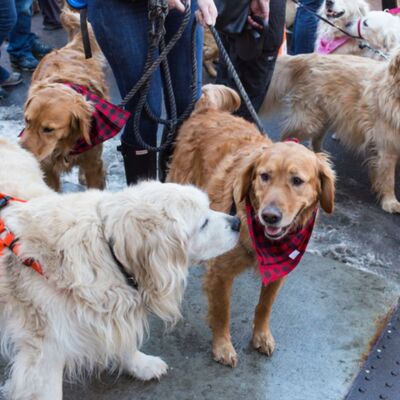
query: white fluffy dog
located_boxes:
[0,139,240,399]
[347,10,400,56]
[315,0,369,56]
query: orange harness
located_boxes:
[0,194,44,275]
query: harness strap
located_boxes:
[0,194,44,276]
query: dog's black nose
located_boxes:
[261,206,282,225]
[230,216,241,232]
[326,0,334,8]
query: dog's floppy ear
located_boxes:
[194,84,241,114]
[111,208,189,325]
[233,151,261,204]
[70,94,93,144]
[316,152,336,214]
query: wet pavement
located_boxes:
[0,9,399,400]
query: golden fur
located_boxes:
[261,51,400,213]
[0,138,240,399]
[168,84,336,367]
[19,9,108,191]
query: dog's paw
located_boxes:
[212,339,238,368]
[130,354,168,381]
[381,198,400,214]
[252,329,276,357]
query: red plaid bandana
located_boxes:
[245,198,317,285]
[65,83,131,155]
[18,84,131,155]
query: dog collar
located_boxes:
[357,19,364,40]
[245,197,317,285]
[108,241,139,291]
[0,194,44,276]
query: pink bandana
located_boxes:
[245,198,317,285]
[388,7,400,15]
[317,36,351,55]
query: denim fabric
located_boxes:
[0,0,17,82]
[88,0,203,149]
[38,0,61,27]
[290,0,323,55]
[7,0,35,59]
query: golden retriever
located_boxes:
[0,138,240,399]
[167,84,335,367]
[315,0,370,56]
[19,9,108,191]
[261,50,400,214]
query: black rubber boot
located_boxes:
[118,142,157,185]
[158,142,174,183]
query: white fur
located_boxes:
[315,0,370,56]
[347,10,400,55]
[0,140,240,399]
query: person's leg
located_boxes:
[38,0,61,30]
[216,0,286,119]
[290,0,323,54]
[88,0,161,184]
[0,0,22,97]
[159,0,203,180]
[7,0,37,69]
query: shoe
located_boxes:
[118,142,157,185]
[0,87,7,100]
[10,54,39,71]
[31,38,53,59]
[0,72,22,87]
[43,23,62,31]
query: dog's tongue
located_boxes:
[265,226,283,237]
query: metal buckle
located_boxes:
[0,196,11,209]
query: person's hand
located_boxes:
[195,0,218,27]
[168,0,188,13]
[248,0,270,31]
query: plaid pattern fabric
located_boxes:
[65,83,131,155]
[245,197,317,285]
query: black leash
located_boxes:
[119,0,198,152]
[209,25,266,135]
[290,0,389,60]
[80,8,92,59]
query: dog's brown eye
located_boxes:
[260,173,270,182]
[292,176,304,186]
[42,127,54,133]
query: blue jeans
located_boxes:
[290,0,323,55]
[7,0,35,59]
[0,0,17,82]
[88,0,203,149]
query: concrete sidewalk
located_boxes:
[46,254,398,400]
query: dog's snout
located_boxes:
[261,206,282,225]
[326,0,334,8]
[229,216,241,232]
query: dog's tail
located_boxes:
[193,84,241,114]
[60,7,101,55]
[259,55,299,117]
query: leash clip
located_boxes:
[0,196,11,210]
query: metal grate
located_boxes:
[345,301,400,400]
